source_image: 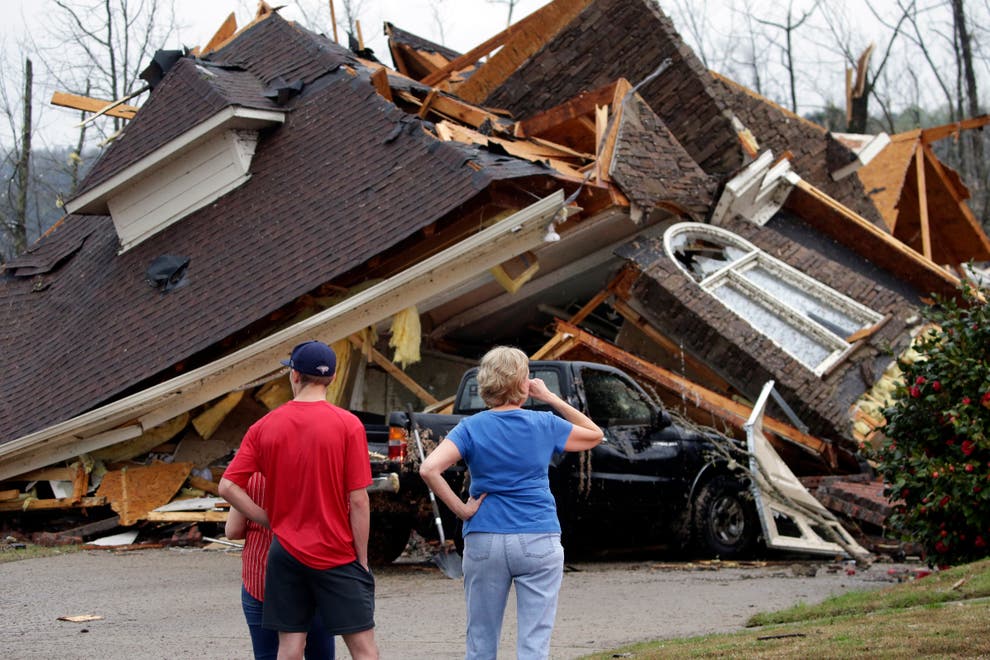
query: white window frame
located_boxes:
[664,222,883,376]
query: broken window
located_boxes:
[665,223,883,375]
[581,368,652,428]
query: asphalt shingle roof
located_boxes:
[0,14,550,444]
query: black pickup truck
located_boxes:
[368,360,759,564]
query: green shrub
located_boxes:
[872,281,990,565]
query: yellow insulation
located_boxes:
[389,306,422,369]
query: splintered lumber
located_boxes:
[198,12,237,55]
[95,462,193,526]
[50,92,138,120]
[0,496,107,512]
[8,466,77,482]
[544,320,835,465]
[188,475,220,496]
[0,489,19,501]
[370,67,392,103]
[192,391,245,440]
[143,510,228,522]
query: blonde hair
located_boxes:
[477,346,529,407]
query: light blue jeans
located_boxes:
[462,532,565,660]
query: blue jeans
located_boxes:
[462,532,564,660]
[241,585,335,659]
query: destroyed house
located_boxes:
[1,0,988,533]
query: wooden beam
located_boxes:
[370,67,393,103]
[0,489,20,501]
[420,26,517,87]
[548,321,834,462]
[8,466,77,482]
[349,335,439,405]
[514,80,623,138]
[0,496,107,512]
[569,289,611,325]
[188,475,221,496]
[143,510,228,522]
[918,115,990,144]
[50,92,137,120]
[456,0,595,104]
[198,12,237,55]
[915,143,932,259]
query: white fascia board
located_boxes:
[0,191,566,480]
[831,132,892,181]
[65,106,286,215]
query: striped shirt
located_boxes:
[242,473,274,601]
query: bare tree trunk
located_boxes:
[753,0,820,114]
[12,58,33,257]
[950,0,988,226]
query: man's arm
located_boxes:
[348,487,371,570]
[219,478,269,529]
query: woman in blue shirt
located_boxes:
[420,346,603,660]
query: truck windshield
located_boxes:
[455,367,563,413]
[581,368,653,427]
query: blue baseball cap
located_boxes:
[281,340,337,377]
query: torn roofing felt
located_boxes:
[0,12,555,444]
[481,0,744,176]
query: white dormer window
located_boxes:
[65,106,285,252]
[664,222,883,375]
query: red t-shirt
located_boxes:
[241,473,272,600]
[224,400,372,570]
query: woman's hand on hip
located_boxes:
[459,493,487,520]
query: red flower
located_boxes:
[940,495,951,507]
[916,376,927,385]
[910,386,921,398]
[966,464,974,473]
[975,486,982,494]
[932,470,940,478]
[933,381,942,392]
[976,536,987,549]
[946,438,956,446]
[962,440,975,456]
[935,541,949,553]
[902,488,910,498]
[963,396,972,406]
[983,392,990,403]
[940,529,949,537]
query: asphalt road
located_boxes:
[0,546,911,659]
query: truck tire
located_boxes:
[369,513,413,565]
[692,474,759,559]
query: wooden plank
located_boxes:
[420,26,517,87]
[456,0,595,104]
[8,467,76,482]
[96,462,194,526]
[188,475,220,496]
[198,12,237,56]
[370,67,393,103]
[143,510,228,522]
[0,496,107,512]
[569,289,611,325]
[917,115,990,144]
[419,93,502,129]
[348,335,439,405]
[72,462,88,501]
[0,489,20,501]
[50,91,138,119]
[514,80,622,138]
[915,143,932,259]
[90,413,189,463]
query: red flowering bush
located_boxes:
[871,282,990,565]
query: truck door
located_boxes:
[576,366,683,524]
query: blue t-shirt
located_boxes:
[447,408,572,535]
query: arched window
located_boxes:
[664,223,883,375]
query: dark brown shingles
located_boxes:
[708,73,887,229]
[0,18,554,444]
[483,0,743,175]
[609,93,717,218]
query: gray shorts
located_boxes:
[263,537,375,635]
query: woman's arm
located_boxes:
[527,378,604,452]
[225,506,248,540]
[419,438,486,520]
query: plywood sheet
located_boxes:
[95,462,193,525]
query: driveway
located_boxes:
[0,547,909,658]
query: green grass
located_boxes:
[0,542,82,563]
[583,558,990,659]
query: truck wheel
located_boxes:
[693,474,759,559]
[369,513,413,565]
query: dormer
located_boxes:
[65,105,284,252]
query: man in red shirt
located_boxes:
[220,340,378,660]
